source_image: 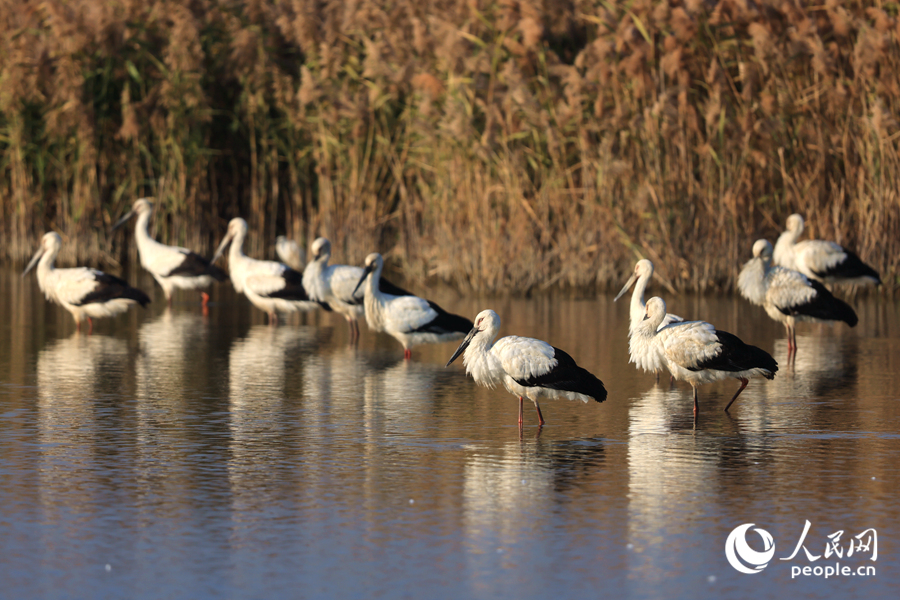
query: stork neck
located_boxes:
[738,258,768,305]
[629,273,650,330]
[229,232,247,262]
[463,332,502,386]
[134,210,155,249]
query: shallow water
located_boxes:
[1,267,898,599]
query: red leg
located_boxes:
[518,397,524,427]
[692,386,699,416]
[201,292,209,308]
[87,317,93,335]
[404,348,412,360]
[724,378,749,412]
[534,402,545,426]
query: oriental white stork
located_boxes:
[635,297,777,416]
[446,309,607,427]
[613,259,684,379]
[303,238,413,342]
[275,236,305,271]
[353,252,471,359]
[211,218,318,324]
[739,239,858,354]
[112,198,227,309]
[23,232,150,333]
[773,213,881,285]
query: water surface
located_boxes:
[1,268,898,599]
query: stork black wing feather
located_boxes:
[77,272,151,307]
[688,330,777,379]
[512,347,607,403]
[165,251,229,282]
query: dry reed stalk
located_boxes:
[0,1,898,292]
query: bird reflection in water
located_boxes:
[461,435,606,572]
[35,333,131,513]
[226,324,320,514]
[136,309,212,404]
[765,334,859,431]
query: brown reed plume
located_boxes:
[0,0,897,293]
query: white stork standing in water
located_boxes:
[275,236,305,271]
[303,238,413,342]
[211,218,318,324]
[613,259,684,379]
[635,297,777,417]
[23,232,150,333]
[112,198,227,309]
[739,239,858,355]
[353,252,472,359]
[773,213,881,286]
[446,309,607,427]
[303,237,367,342]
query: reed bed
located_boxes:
[1,0,898,293]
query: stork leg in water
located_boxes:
[724,378,750,412]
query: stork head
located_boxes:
[311,237,331,261]
[23,232,63,276]
[353,252,383,295]
[446,309,499,367]
[111,197,155,232]
[211,218,248,265]
[642,296,667,330]
[614,259,654,302]
[786,213,804,233]
[752,239,774,261]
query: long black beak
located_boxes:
[22,247,43,277]
[111,209,135,233]
[353,263,375,296]
[446,326,478,367]
[210,232,233,265]
[613,272,639,302]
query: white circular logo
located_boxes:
[725,523,775,574]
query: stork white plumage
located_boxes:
[112,198,227,309]
[739,239,858,354]
[773,213,881,285]
[211,218,318,324]
[304,238,414,342]
[446,309,607,427]
[635,297,777,416]
[354,253,472,359]
[275,236,305,271]
[613,259,684,378]
[302,237,365,341]
[23,232,150,333]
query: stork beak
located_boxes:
[446,326,478,367]
[210,232,233,265]
[111,209,135,232]
[353,263,374,296]
[613,272,639,302]
[22,246,44,277]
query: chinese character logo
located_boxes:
[725,523,776,574]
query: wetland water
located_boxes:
[1,267,898,599]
